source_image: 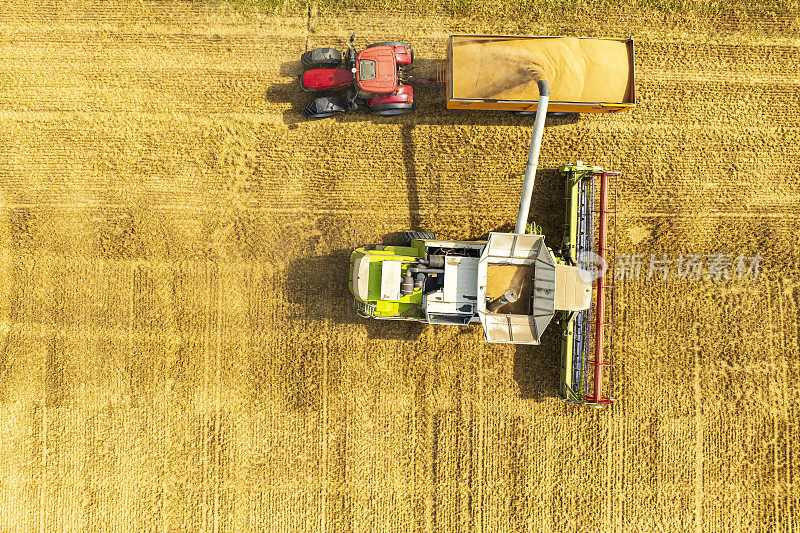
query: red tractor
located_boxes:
[300,35,415,118]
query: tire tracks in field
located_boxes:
[692,323,704,533]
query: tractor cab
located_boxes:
[356,46,398,94]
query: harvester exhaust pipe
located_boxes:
[514,79,550,235]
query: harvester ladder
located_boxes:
[435,62,447,83]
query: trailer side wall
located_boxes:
[446,35,635,113]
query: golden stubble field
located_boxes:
[0,0,798,531]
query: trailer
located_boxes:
[347,80,618,406]
[443,34,635,114]
[300,34,635,118]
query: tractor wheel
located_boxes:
[301,48,342,69]
[366,41,414,63]
[369,102,415,117]
[304,96,346,119]
[402,230,435,245]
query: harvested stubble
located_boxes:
[0,0,799,531]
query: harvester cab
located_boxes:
[347,79,618,407]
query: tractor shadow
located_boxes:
[268,59,581,128]
[285,247,428,340]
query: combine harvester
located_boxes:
[300,34,635,118]
[347,78,620,406]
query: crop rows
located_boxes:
[0,0,798,531]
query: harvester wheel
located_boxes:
[304,96,346,119]
[301,48,342,69]
[402,230,435,245]
[369,102,415,116]
[366,41,414,63]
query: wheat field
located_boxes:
[0,0,798,531]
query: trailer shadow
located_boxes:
[267,59,581,128]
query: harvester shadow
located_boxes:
[268,59,581,128]
[466,167,565,245]
[285,248,427,340]
[286,243,562,398]
[397,118,566,244]
[511,167,563,401]
[513,327,561,400]
[471,166,565,402]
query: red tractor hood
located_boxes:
[356,46,397,94]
